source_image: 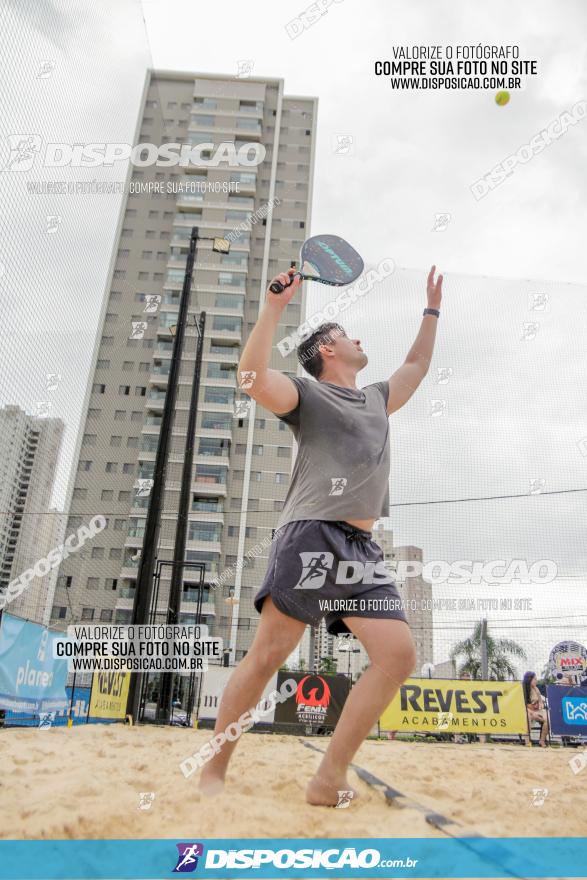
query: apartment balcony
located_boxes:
[191,479,227,498]
[209,326,242,345]
[180,596,216,618]
[176,193,205,211]
[149,370,170,386]
[199,421,235,438]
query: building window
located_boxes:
[81,608,95,620]
[275,473,288,483]
[87,577,99,590]
[52,606,67,619]
[195,464,227,485]
[91,547,104,559]
[277,446,290,457]
[115,609,132,623]
[189,522,221,542]
[100,609,113,622]
[105,462,118,473]
[101,489,113,501]
[201,413,231,430]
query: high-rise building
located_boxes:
[372,527,433,673]
[0,405,64,624]
[49,71,317,667]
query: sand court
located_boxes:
[1,725,585,841]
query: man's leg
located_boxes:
[306,617,416,805]
[199,597,305,794]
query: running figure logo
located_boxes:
[329,477,347,496]
[173,843,204,873]
[336,790,355,808]
[293,552,334,590]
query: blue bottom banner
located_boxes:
[0,837,587,879]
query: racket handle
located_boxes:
[270,262,297,294]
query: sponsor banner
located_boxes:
[547,685,587,737]
[198,667,278,722]
[0,612,68,713]
[4,686,119,727]
[273,671,350,729]
[88,670,130,719]
[380,677,528,734]
[0,836,586,879]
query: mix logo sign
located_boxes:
[0,136,265,171]
[173,843,204,873]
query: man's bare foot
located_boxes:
[305,772,358,807]
[198,767,226,797]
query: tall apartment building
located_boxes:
[0,405,64,624]
[372,527,433,673]
[49,71,317,667]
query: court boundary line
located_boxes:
[300,739,534,880]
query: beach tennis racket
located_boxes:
[269,234,364,293]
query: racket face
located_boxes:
[298,235,364,286]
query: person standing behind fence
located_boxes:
[523,671,549,747]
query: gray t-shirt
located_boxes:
[274,377,391,528]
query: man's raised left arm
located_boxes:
[385,264,443,415]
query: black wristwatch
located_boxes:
[423,308,440,318]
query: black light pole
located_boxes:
[126,226,201,721]
[157,311,206,722]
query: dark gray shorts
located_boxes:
[254,519,408,635]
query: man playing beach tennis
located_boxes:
[199,264,443,805]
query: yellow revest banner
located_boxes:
[89,670,130,719]
[380,677,528,735]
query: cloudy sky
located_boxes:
[1,0,586,670]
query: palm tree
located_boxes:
[450,620,526,680]
[318,657,337,674]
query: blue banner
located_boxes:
[547,684,587,736]
[0,613,68,713]
[3,685,118,727]
[0,837,587,879]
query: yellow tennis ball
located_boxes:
[495,90,510,106]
